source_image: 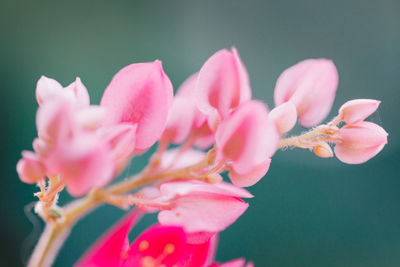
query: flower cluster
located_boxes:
[18,48,388,266]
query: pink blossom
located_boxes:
[337,99,381,125]
[215,100,279,187]
[137,181,252,234]
[101,61,173,152]
[196,48,251,122]
[274,59,338,127]
[269,102,297,135]
[75,211,214,267]
[16,151,46,184]
[334,121,388,164]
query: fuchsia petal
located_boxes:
[64,78,90,108]
[16,151,46,184]
[45,135,114,196]
[334,121,388,164]
[274,59,338,127]
[160,180,253,199]
[338,99,380,125]
[216,100,279,176]
[158,194,249,233]
[100,61,173,151]
[35,76,63,105]
[228,159,271,187]
[75,211,142,267]
[164,96,196,143]
[125,224,211,267]
[269,102,297,135]
[196,48,251,119]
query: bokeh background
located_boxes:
[1,0,399,266]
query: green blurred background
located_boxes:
[1,0,399,266]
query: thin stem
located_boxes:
[278,125,338,149]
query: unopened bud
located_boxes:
[313,142,333,158]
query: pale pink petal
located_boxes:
[160,149,206,170]
[32,138,50,157]
[274,59,338,127]
[35,76,63,105]
[76,106,107,131]
[101,123,137,162]
[36,98,74,143]
[16,151,46,184]
[158,194,248,233]
[100,60,174,151]
[229,159,271,187]
[163,96,196,144]
[160,180,253,199]
[75,210,141,267]
[65,77,90,107]
[196,48,251,119]
[334,121,388,164]
[125,224,211,267]
[269,102,297,135]
[313,142,334,158]
[216,100,279,175]
[338,99,381,125]
[45,135,114,196]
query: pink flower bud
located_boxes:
[196,48,251,120]
[101,60,174,151]
[274,59,338,127]
[313,142,334,158]
[215,100,279,186]
[334,121,388,164]
[338,99,380,125]
[64,77,90,108]
[269,102,297,135]
[16,151,46,184]
[35,76,63,105]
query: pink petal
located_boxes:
[158,194,248,233]
[16,151,46,184]
[101,123,137,162]
[160,149,206,170]
[163,96,196,144]
[36,98,74,143]
[100,60,173,151]
[269,102,297,135]
[45,135,114,196]
[196,48,251,119]
[76,106,107,131]
[160,180,253,199]
[338,99,380,125]
[334,121,388,164]
[228,159,271,187]
[35,76,63,105]
[65,77,90,107]
[125,224,211,267]
[215,100,279,175]
[274,59,338,127]
[75,210,142,267]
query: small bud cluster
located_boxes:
[17,48,388,266]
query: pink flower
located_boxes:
[196,48,251,123]
[162,73,214,148]
[268,102,297,135]
[337,99,381,125]
[333,121,388,164]
[16,151,46,184]
[101,61,173,152]
[75,211,214,267]
[274,59,338,127]
[215,100,279,187]
[136,181,252,235]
